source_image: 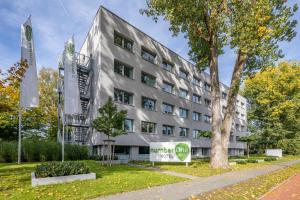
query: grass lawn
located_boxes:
[0,160,186,200]
[132,155,300,177]
[192,162,300,200]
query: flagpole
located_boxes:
[62,118,65,162]
[18,106,22,164]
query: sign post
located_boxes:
[150,142,191,164]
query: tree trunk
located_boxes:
[247,142,250,158]
[209,36,227,168]
[221,50,247,164]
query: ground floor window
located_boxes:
[191,148,197,156]
[202,148,210,156]
[139,146,149,154]
[114,146,130,154]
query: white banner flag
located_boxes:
[63,37,82,115]
[20,16,39,108]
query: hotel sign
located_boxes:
[150,142,191,162]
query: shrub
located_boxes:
[236,160,247,164]
[247,159,259,163]
[264,157,277,162]
[89,154,118,161]
[35,161,90,178]
[0,140,88,163]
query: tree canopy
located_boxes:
[243,62,300,153]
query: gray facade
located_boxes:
[79,6,248,160]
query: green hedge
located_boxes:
[264,157,277,162]
[0,140,88,163]
[35,161,89,178]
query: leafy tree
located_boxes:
[243,62,300,154]
[238,134,257,158]
[0,63,58,141]
[142,0,297,168]
[92,97,127,165]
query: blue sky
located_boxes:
[0,0,299,85]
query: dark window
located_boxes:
[114,146,130,154]
[222,92,227,99]
[202,148,210,156]
[162,60,174,72]
[192,94,201,104]
[179,69,189,79]
[114,60,133,78]
[139,146,150,154]
[141,121,156,133]
[141,47,156,63]
[204,115,211,123]
[179,108,189,118]
[204,82,211,92]
[204,98,211,107]
[124,119,134,132]
[162,102,174,114]
[114,89,133,105]
[192,112,201,121]
[114,31,133,51]
[192,129,201,139]
[162,81,174,94]
[141,72,156,87]
[179,88,188,98]
[142,96,156,111]
[192,76,201,86]
[162,125,174,135]
[230,135,234,142]
[236,136,240,141]
[179,127,188,137]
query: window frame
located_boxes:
[141,47,156,64]
[114,59,134,79]
[124,118,134,132]
[141,121,156,134]
[192,93,202,104]
[179,107,189,119]
[179,88,189,99]
[162,102,174,115]
[114,31,134,52]
[162,124,174,136]
[179,68,189,80]
[179,127,189,137]
[192,111,202,121]
[162,81,175,94]
[141,96,156,111]
[162,59,174,72]
[141,71,156,87]
[114,88,134,105]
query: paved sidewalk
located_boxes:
[95,160,300,200]
[260,173,300,200]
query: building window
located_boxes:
[179,68,189,80]
[202,148,210,156]
[141,121,156,133]
[192,112,201,121]
[241,125,245,132]
[162,60,174,72]
[114,31,133,51]
[192,94,201,104]
[230,135,234,142]
[179,127,189,137]
[204,82,211,92]
[179,88,188,99]
[162,102,174,114]
[222,92,227,99]
[114,146,130,154]
[141,47,156,64]
[192,76,201,86]
[124,119,134,132]
[236,136,240,141]
[192,129,201,139]
[141,72,156,87]
[162,81,175,94]
[139,146,150,154]
[235,124,240,131]
[179,108,189,119]
[204,98,211,107]
[114,60,133,79]
[114,89,133,105]
[142,96,156,111]
[162,125,174,136]
[204,115,211,123]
